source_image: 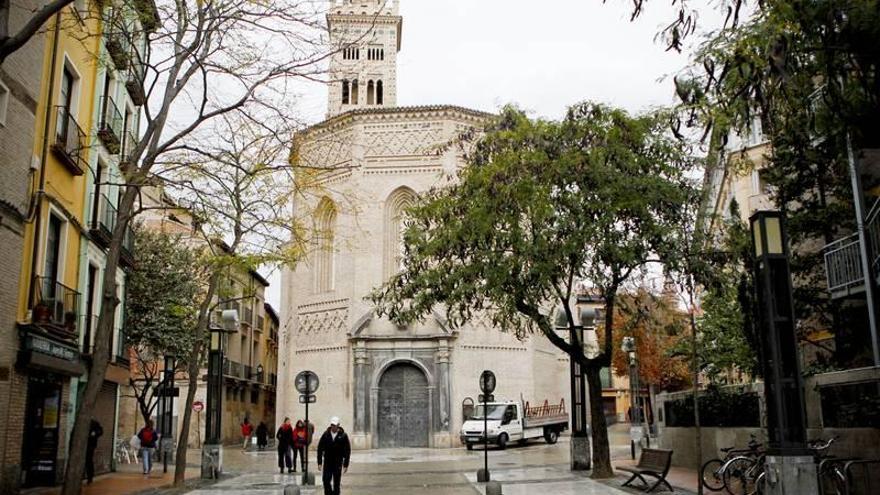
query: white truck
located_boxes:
[460,398,569,450]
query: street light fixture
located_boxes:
[555,305,597,471]
[620,337,643,459]
[161,354,176,473]
[749,211,817,495]
[202,309,238,479]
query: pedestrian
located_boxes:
[256,421,269,450]
[85,418,103,484]
[276,417,294,474]
[292,419,308,471]
[317,417,350,495]
[241,418,254,451]
[137,419,158,476]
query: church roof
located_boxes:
[299,104,495,136]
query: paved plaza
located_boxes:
[182,432,676,495]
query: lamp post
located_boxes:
[202,309,238,479]
[476,369,496,483]
[555,306,597,471]
[749,211,817,495]
[256,364,264,383]
[621,336,643,460]
[161,354,176,473]
[295,370,319,486]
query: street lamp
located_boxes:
[555,305,597,471]
[202,309,238,479]
[161,354,176,473]
[749,211,817,495]
[256,364,264,382]
[621,336,643,460]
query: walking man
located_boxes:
[276,417,294,474]
[317,417,350,495]
[85,418,103,484]
[137,420,158,476]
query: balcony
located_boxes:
[90,193,116,248]
[120,130,138,167]
[121,223,135,268]
[31,276,80,342]
[243,307,254,328]
[824,200,880,299]
[98,96,123,154]
[51,106,86,175]
[126,58,146,106]
[104,15,130,70]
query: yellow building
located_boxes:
[13,3,102,488]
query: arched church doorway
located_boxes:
[377,362,429,448]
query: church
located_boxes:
[278,0,570,450]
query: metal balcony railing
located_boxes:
[104,11,131,70]
[32,276,80,339]
[243,307,254,328]
[120,130,138,166]
[825,234,863,295]
[824,199,880,297]
[126,58,146,106]
[98,96,123,154]
[52,106,86,175]
[93,193,117,239]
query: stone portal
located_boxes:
[378,363,429,447]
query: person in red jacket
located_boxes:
[292,420,308,472]
[241,418,253,451]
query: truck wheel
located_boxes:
[497,433,508,450]
[544,429,559,444]
[466,442,473,451]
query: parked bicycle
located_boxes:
[721,439,765,495]
[810,436,849,495]
[701,435,763,492]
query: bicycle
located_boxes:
[701,435,763,492]
[810,436,849,495]
[722,444,765,495]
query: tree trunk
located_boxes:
[174,339,204,486]
[585,365,614,478]
[690,309,703,493]
[61,189,136,495]
[174,270,221,486]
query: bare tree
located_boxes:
[154,111,309,484]
[60,0,329,491]
[0,0,76,64]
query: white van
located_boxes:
[459,399,568,450]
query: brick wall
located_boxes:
[0,0,46,490]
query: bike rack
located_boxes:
[843,459,880,495]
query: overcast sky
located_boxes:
[265,0,722,307]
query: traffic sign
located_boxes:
[479,370,496,394]
[295,371,320,394]
[478,394,494,403]
[193,401,204,412]
[299,394,316,404]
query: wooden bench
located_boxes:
[619,448,674,493]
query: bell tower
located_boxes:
[327,0,402,118]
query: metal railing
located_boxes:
[825,234,864,294]
[256,315,264,332]
[52,106,86,174]
[120,130,138,165]
[94,193,117,237]
[126,56,146,106]
[98,96,123,153]
[32,276,81,335]
[104,11,131,69]
[243,307,254,328]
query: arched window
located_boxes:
[376,80,383,105]
[341,79,350,104]
[313,198,337,293]
[367,80,375,105]
[351,79,359,104]
[384,187,417,279]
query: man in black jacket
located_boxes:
[316,417,350,495]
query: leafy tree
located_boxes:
[124,228,205,425]
[671,1,880,368]
[607,289,691,392]
[371,103,696,478]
